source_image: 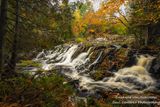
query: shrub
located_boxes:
[0,73,74,107]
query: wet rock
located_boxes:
[102,77,110,82]
[90,70,114,80]
[107,47,129,72]
[125,49,137,67]
[110,45,119,49]
[96,90,109,99]
[93,45,131,72]
[150,53,160,78]
[89,51,105,71]
[121,44,128,48]
[78,89,90,97]
[139,46,160,55]
[94,46,106,50]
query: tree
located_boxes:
[52,0,74,41]
[0,0,8,74]
[128,0,160,46]
[72,1,91,36]
[3,0,75,75]
[7,0,19,73]
[72,0,126,37]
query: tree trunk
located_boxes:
[144,26,148,46]
[0,0,8,74]
[8,0,19,73]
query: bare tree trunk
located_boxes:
[144,26,148,46]
[0,0,8,74]
[8,0,19,73]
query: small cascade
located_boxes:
[89,51,104,70]
[137,55,155,71]
[36,49,46,59]
[34,44,158,93]
[55,45,78,65]
[71,47,92,68]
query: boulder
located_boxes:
[150,53,160,78]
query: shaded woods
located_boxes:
[0,0,73,76]
[0,0,160,107]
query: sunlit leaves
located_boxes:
[72,0,127,36]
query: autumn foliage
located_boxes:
[72,0,125,37]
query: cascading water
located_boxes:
[34,44,157,93]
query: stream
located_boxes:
[33,44,160,94]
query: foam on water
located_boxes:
[35,45,156,93]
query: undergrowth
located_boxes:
[0,72,74,107]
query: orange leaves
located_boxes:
[83,11,106,25]
[120,0,125,3]
[103,0,123,13]
[72,0,126,36]
[89,29,95,33]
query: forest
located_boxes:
[0,0,160,107]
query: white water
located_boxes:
[35,45,156,93]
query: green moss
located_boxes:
[76,37,86,43]
[18,60,40,67]
[91,70,113,81]
[84,42,93,47]
[92,70,104,80]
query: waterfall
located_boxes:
[137,55,155,71]
[34,45,157,93]
[89,51,104,70]
[71,47,92,67]
[103,55,155,93]
[56,45,78,65]
[36,49,46,59]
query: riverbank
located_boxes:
[1,36,160,107]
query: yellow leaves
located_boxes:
[72,0,126,36]
[72,9,85,36]
[73,9,81,20]
[72,19,86,36]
